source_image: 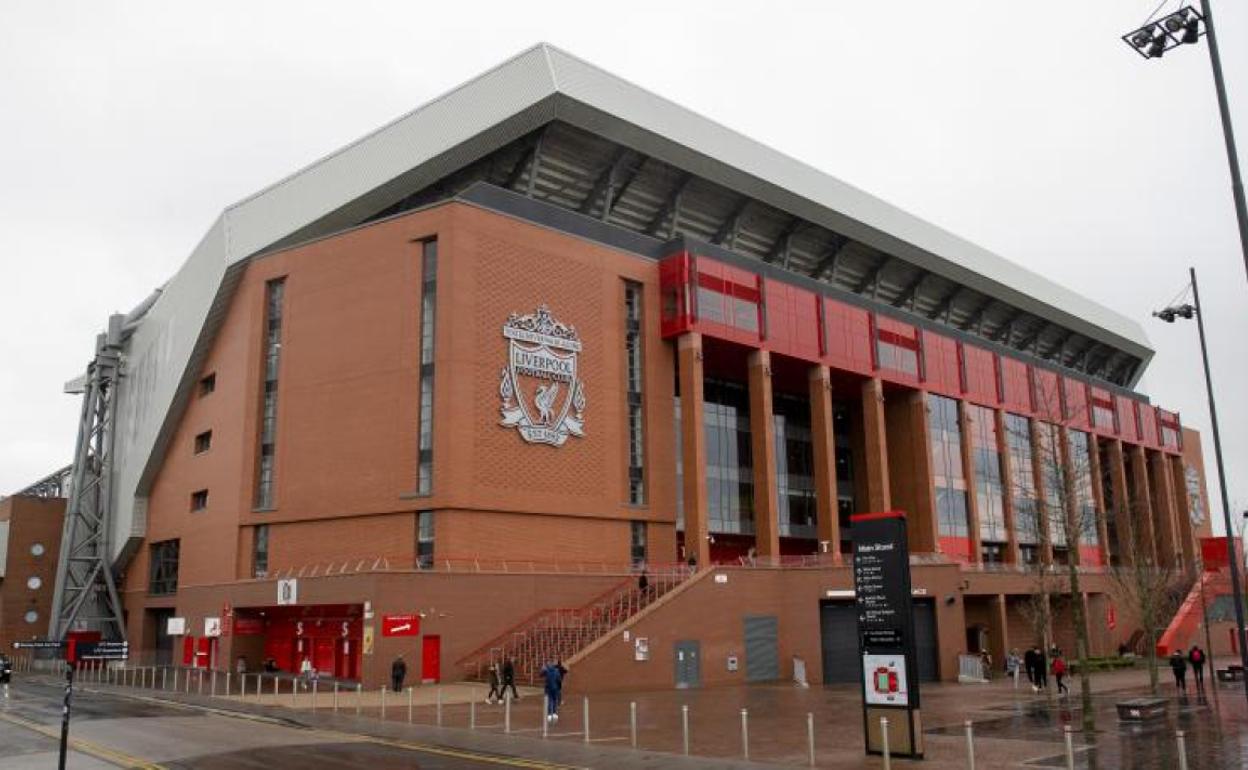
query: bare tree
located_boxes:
[1107,514,1185,694]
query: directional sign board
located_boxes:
[12,640,64,650]
[851,511,922,759]
[381,614,420,637]
[74,641,129,661]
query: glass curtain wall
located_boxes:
[1068,430,1100,547]
[773,394,816,539]
[928,394,969,539]
[704,379,754,535]
[967,404,1007,559]
[1036,422,1067,557]
[1004,413,1040,563]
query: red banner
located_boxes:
[1107,605,1117,631]
[382,614,421,637]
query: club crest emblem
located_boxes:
[499,305,586,446]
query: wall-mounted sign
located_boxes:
[634,637,649,662]
[714,573,728,584]
[233,617,264,636]
[277,578,297,606]
[166,617,186,636]
[382,615,421,637]
[203,617,222,638]
[863,653,909,706]
[1107,605,1117,631]
[362,625,375,655]
[498,305,586,446]
[1185,465,1206,526]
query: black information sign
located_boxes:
[12,640,65,650]
[74,641,130,661]
[851,511,923,759]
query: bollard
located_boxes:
[356,683,362,717]
[740,708,749,760]
[881,716,891,770]
[198,670,204,696]
[273,675,278,698]
[1063,725,1074,770]
[807,712,815,767]
[583,697,590,743]
[964,720,976,770]
[211,671,217,698]
[148,667,154,688]
[408,687,414,723]
[380,687,387,721]
[1176,729,1189,770]
[682,704,690,756]
[172,668,178,692]
[162,667,168,691]
[311,680,318,711]
[542,695,549,739]
[333,681,339,713]
[186,668,192,694]
[505,693,512,734]
[291,679,297,708]
[470,699,476,730]
[436,687,443,727]
[630,702,638,749]
[240,673,247,699]
[225,672,231,698]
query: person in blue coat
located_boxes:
[542,659,567,722]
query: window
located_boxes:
[148,539,180,595]
[695,273,759,333]
[630,520,647,567]
[928,395,969,538]
[252,524,269,578]
[1037,422,1066,548]
[417,240,437,495]
[877,323,920,377]
[194,430,212,454]
[24,610,38,624]
[833,401,855,549]
[417,511,435,569]
[27,576,42,590]
[624,281,646,505]
[981,543,1005,563]
[1067,430,1100,546]
[255,278,285,509]
[30,542,45,557]
[199,373,216,397]
[190,489,209,512]
[774,394,816,540]
[1005,413,1040,545]
[966,404,1007,545]
[704,379,754,535]
[1092,396,1115,431]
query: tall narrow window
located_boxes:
[255,278,285,509]
[416,511,435,569]
[148,539,180,596]
[252,525,269,578]
[624,281,646,504]
[1037,422,1067,555]
[967,404,1007,547]
[774,394,816,539]
[1005,413,1040,558]
[630,520,647,567]
[1067,430,1099,547]
[928,395,969,539]
[417,240,437,495]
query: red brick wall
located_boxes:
[0,496,65,648]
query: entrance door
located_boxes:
[674,640,701,689]
[313,638,335,675]
[913,599,940,682]
[819,601,859,684]
[150,609,175,665]
[744,615,779,682]
[182,635,196,667]
[421,636,441,683]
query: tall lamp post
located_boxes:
[1154,267,1248,704]
[1123,3,1248,285]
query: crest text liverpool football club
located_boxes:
[499,305,586,446]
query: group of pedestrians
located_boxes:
[1008,645,1069,695]
[484,659,521,704]
[1169,645,1208,694]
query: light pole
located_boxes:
[1154,267,1248,704]
[1123,3,1248,285]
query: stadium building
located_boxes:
[37,45,1215,690]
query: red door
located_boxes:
[182,636,196,666]
[336,638,359,680]
[196,637,214,669]
[313,638,335,675]
[421,635,441,683]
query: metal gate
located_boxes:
[744,615,779,682]
[674,640,701,689]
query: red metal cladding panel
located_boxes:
[1138,403,1160,449]
[962,345,998,406]
[1158,409,1182,452]
[764,279,795,356]
[939,536,974,564]
[1000,358,1032,414]
[824,298,873,375]
[875,315,921,386]
[691,257,762,347]
[1063,377,1090,430]
[659,253,692,338]
[1115,395,1139,442]
[1032,369,1062,422]
[921,330,961,397]
[1090,387,1116,436]
[790,286,822,362]
[1079,545,1105,568]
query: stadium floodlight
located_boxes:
[1122,6,1205,59]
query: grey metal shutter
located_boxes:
[744,615,780,682]
[820,601,861,684]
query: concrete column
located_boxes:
[861,378,891,513]
[808,365,840,562]
[1088,436,1111,565]
[1107,440,1135,567]
[989,594,1010,671]
[886,389,938,555]
[1149,450,1181,569]
[996,409,1021,565]
[1129,444,1158,565]
[960,402,983,564]
[748,350,780,560]
[1058,426,1079,565]
[678,333,710,568]
[1169,455,1198,568]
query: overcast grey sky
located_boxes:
[2,1,1245,530]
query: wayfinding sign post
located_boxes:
[851,511,923,759]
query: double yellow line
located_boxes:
[0,711,165,769]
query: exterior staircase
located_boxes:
[456,568,687,685]
[1157,569,1231,655]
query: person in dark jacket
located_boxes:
[501,658,520,701]
[541,659,565,722]
[1023,647,1039,692]
[1170,650,1188,694]
[1188,645,1207,694]
[1034,647,1048,691]
[391,655,407,693]
[485,662,503,704]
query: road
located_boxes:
[0,676,579,769]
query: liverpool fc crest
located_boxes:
[499,305,586,446]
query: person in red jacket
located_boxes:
[1188,646,1207,694]
[1051,650,1069,696]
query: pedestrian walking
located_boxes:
[391,655,407,693]
[541,659,565,723]
[1169,650,1188,694]
[485,662,503,704]
[1188,645,1207,694]
[299,656,314,690]
[1023,647,1038,692]
[1006,649,1022,689]
[1034,646,1048,691]
[638,570,649,594]
[501,658,520,701]
[979,649,993,681]
[1051,651,1068,696]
